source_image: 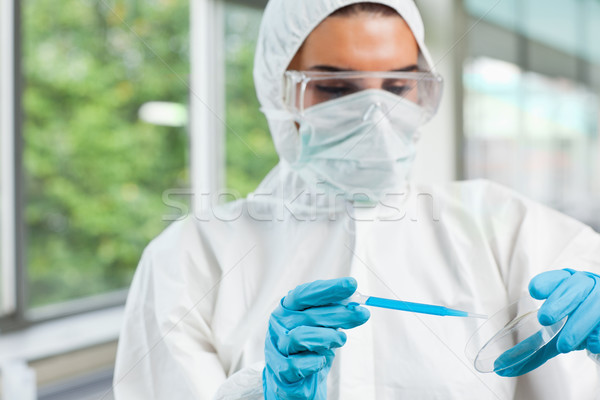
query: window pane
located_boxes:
[464,57,600,230]
[224,3,277,197]
[23,0,189,307]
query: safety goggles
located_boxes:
[283,70,443,117]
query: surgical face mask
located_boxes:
[290,89,428,201]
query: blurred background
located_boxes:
[0,0,598,398]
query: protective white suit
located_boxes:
[113,0,600,399]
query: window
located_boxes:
[462,0,600,231]
[3,0,273,329]
[22,0,189,310]
[464,57,600,228]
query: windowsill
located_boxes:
[0,306,123,364]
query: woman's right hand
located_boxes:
[263,277,370,399]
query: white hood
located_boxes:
[253,0,436,165]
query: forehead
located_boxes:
[297,15,419,71]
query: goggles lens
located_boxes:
[283,70,443,118]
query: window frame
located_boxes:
[189,0,269,210]
[190,0,226,210]
[0,0,24,330]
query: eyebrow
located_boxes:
[308,64,419,72]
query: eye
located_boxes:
[383,84,413,96]
[314,84,357,100]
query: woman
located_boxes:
[114,1,600,399]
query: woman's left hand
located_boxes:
[532,269,600,355]
[497,269,600,377]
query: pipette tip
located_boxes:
[467,312,488,319]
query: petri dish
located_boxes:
[465,296,567,374]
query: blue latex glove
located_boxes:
[496,269,600,377]
[263,277,370,399]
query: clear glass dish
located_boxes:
[465,296,567,374]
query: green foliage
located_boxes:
[23,0,190,306]
[23,1,275,307]
[23,1,277,307]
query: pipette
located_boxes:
[341,292,488,319]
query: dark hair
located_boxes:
[329,2,399,17]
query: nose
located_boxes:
[362,102,386,122]
[362,77,384,90]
